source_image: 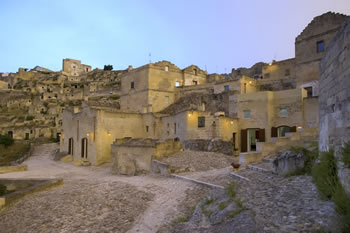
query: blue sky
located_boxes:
[0,0,349,73]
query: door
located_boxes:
[241,129,247,152]
[248,129,258,152]
[68,138,74,155]
[81,138,88,159]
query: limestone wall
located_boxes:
[319,17,350,195]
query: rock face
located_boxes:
[183,139,233,155]
[272,150,305,175]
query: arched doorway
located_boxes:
[68,138,74,155]
[81,138,88,159]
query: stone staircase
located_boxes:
[239,128,318,167]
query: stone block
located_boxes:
[272,150,305,175]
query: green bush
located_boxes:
[312,150,339,200]
[290,146,318,175]
[0,184,7,196]
[342,142,350,168]
[26,115,34,121]
[0,134,14,147]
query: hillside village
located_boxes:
[0,12,350,233]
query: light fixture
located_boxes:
[86,133,89,137]
[249,81,252,84]
[230,121,234,125]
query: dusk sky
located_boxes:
[0,0,349,74]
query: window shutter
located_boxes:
[290,126,297,132]
[259,129,265,142]
[271,127,277,137]
[241,129,247,152]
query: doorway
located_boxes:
[68,138,74,155]
[248,129,259,152]
[81,138,88,159]
[8,131,13,138]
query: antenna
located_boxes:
[149,53,152,64]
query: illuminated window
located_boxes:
[317,40,324,53]
[243,110,251,119]
[198,116,205,128]
[175,81,180,87]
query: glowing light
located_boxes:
[230,121,234,125]
[249,81,252,84]
[297,126,303,129]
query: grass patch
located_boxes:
[204,197,215,205]
[226,182,237,201]
[200,204,213,217]
[228,208,245,218]
[341,141,350,168]
[218,201,228,210]
[0,141,30,166]
[171,216,189,225]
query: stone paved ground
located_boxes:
[160,150,234,172]
[0,144,200,233]
[0,144,342,233]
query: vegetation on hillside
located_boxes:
[0,141,30,166]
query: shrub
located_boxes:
[0,184,7,196]
[226,182,237,201]
[26,115,34,121]
[104,65,113,71]
[0,134,14,147]
[290,146,318,175]
[312,150,339,200]
[342,141,350,168]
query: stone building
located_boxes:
[319,16,350,194]
[62,58,91,77]
[56,12,347,172]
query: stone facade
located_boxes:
[319,16,350,194]
[62,59,91,77]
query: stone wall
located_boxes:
[319,16,350,195]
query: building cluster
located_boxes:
[0,12,348,176]
[58,12,348,173]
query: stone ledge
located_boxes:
[0,165,28,174]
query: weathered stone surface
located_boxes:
[272,150,305,175]
[183,139,233,155]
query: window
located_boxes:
[165,66,169,72]
[194,69,198,75]
[146,126,149,132]
[280,108,287,117]
[175,81,180,87]
[243,110,251,119]
[192,80,198,85]
[224,85,230,92]
[174,123,176,135]
[131,81,134,89]
[264,73,270,79]
[198,116,205,128]
[317,40,325,53]
[86,68,89,72]
[278,126,290,137]
[164,96,169,105]
[72,65,77,69]
[285,69,290,76]
[304,87,313,97]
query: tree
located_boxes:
[0,134,14,147]
[104,65,113,71]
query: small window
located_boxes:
[280,108,287,117]
[174,123,176,134]
[175,81,180,87]
[164,96,169,105]
[165,66,169,72]
[304,87,313,97]
[224,85,229,92]
[243,110,251,119]
[146,126,149,132]
[72,65,77,69]
[285,69,290,76]
[131,81,135,89]
[194,69,197,75]
[317,40,325,53]
[86,68,89,72]
[192,80,198,85]
[264,73,270,79]
[30,130,33,134]
[198,116,205,128]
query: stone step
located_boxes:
[247,164,273,174]
[229,172,250,182]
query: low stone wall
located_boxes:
[272,150,305,175]
[0,165,27,174]
[9,143,34,166]
[111,138,183,176]
[151,160,169,176]
[182,139,233,155]
[0,178,63,210]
